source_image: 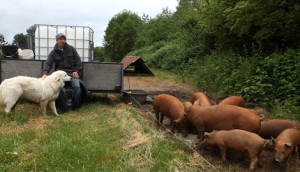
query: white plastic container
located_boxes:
[34,24,94,62]
[18,49,34,59]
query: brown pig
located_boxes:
[272,128,300,172]
[218,96,246,107]
[183,101,197,134]
[204,129,266,171]
[186,104,261,148]
[152,94,188,137]
[219,96,265,119]
[190,92,214,106]
[258,119,298,139]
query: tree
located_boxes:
[224,0,300,55]
[141,13,150,23]
[171,0,215,60]
[0,34,6,45]
[134,8,174,49]
[0,34,6,58]
[103,10,143,62]
[94,46,105,61]
[26,25,36,49]
[12,33,27,49]
[26,25,36,38]
[11,25,36,50]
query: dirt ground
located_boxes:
[123,75,300,172]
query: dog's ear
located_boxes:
[55,75,61,82]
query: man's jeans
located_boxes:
[56,77,81,112]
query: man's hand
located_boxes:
[42,74,47,80]
[73,71,79,78]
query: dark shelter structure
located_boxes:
[121,56,154,76]
[1,45,19,58]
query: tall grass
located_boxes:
[0,96,214,171]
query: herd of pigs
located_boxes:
[151,92,300,171]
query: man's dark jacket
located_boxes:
[43,43,82,75]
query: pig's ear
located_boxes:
[284,143,293,149]
[194,100,200,106]
[263,139,273,148]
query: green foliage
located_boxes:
[0,37,6,59]
[151,41,185,72]
[241,67,274,106]
[0,34,5,59]
[12,33,27,49]
[242,49,300,107]
[185,51,250,96]
[93,46,105,61]
[183,49,300,110]
[133,42,299,114]
[166,0,300,57]
[134,8,174,49]
[103,10,143,62]
[107,0,300,116]
[129,41,167,66]
[26,25,36,50]
[172,0,214,60]
[0,34,5,45]
[224,0,300,55]
[26,25,36,39]
[130,40,186,74]
[271,99,300,120]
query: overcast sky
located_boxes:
[0,0,178,46]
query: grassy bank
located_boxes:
[0,96,215,171]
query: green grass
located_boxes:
[150,68,185,84]
[0,96,213,171]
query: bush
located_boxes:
[129,40,186,73]
[128,41,166,67]
[183,49,300,110]
[130,42,300,116]
[188,51,253,97]
[242,49,300,107]
[271,98,300,120]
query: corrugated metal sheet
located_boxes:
[121,56,140,69]
[121,56,154,76]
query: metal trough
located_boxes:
[122,89,148,105]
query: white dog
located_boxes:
[0,70,71,116]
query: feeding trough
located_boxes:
[122,89,148,105]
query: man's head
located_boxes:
[56,33,66,41]
[56,33,66,48]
